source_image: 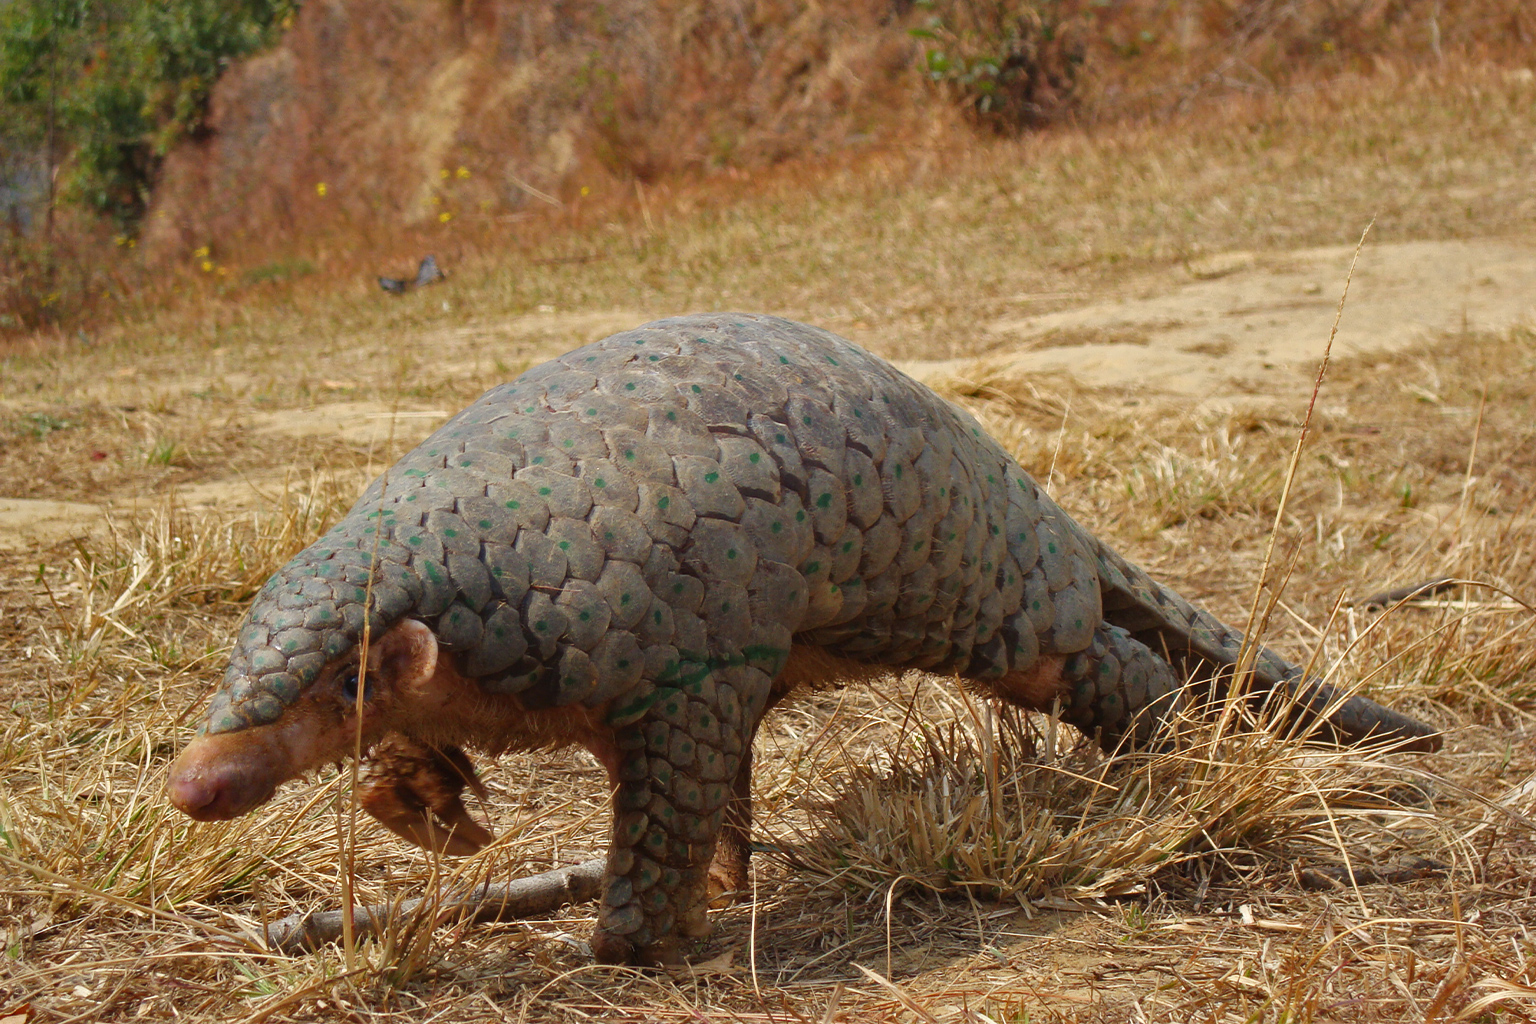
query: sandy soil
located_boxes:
[4,237,1531,552]
[899,237,1536,402]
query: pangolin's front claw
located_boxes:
[360,735,494,855]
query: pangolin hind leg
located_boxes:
[982,626,1189,751]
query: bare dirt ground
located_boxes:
[3,63,1536,1023]
[5,236,1532,553]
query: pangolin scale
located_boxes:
[168,313,1439,965]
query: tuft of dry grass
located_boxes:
[772,687,1465,912]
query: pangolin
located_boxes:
[167,313,1440,965]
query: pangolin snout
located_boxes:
[167,735,284,821]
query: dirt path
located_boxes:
[899,237,1536,402]
[4,237,1532,552]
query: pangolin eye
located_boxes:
[339,668,369,702]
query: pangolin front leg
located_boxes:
[359,734,494,857]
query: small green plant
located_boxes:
[909,0,1084,131]
[19,411,75,436]
[143,437,184,466]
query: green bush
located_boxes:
[909,0,1085,131]
[0,0,295,232]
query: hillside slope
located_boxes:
[143,0,935,256]
[142,0,1526,261]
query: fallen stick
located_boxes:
[263,858,606,954]
[1352,576,1458,611]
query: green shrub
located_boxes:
[910,0,1085,131]
[0,0,295,232]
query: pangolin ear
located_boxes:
[367,619,438,688]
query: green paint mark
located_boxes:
[704,471,719,483]
[594,477,606,488]
[816,493,831,508]
[853,473,862,485]
[539,487,552,496]
[748,452,760,464]
[479,519,493,530]
[506,500,521,509]
[658,495,670,510]
[558,540,570,551]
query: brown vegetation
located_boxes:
[143,0,1530,264]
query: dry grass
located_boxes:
[3,59,1536,1023]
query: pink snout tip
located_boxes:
[167,743,280,821]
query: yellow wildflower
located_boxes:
[439,212,452,223]
[456,166,470,179]
[316,182,327,197]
